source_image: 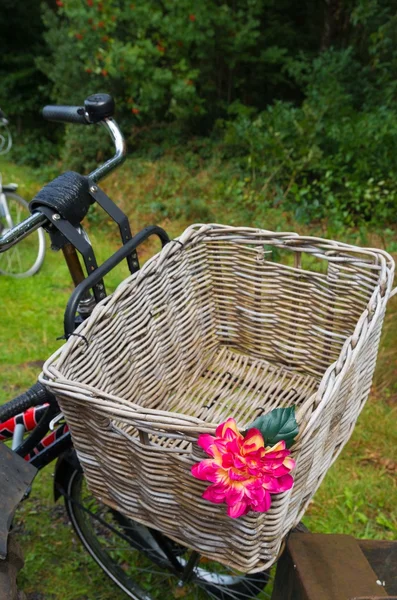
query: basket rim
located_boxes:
[40,223,395,437]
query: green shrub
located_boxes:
[221,49,397,227]
[37,0,322,170]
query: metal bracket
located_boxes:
[63,225,170,336]
[49,412,65,431]
[34,205,106,303]
[88,182,140,275]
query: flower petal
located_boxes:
[266,440,286,452]
[225,485,245,505]
[270,464,292,477]
[216,418,242,440]
[191,460,220,482]
[283,456,296,471]
[242,428,264,454]
[227,501,249,518]
[197,434,216,455]
[266,474,294,493]
[202,485,225,504]
[251,490,271,512]
[229,468,249,481]
[203,485,227,503]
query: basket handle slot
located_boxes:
[139,430,150,445]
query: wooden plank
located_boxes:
[0,533,26,600]
[271,533,388,600]
[0,444,36,560]
[358,540,397,595]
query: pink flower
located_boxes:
[191,418,295,518]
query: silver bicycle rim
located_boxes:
[65,469,271,600]
[0,192,46,277]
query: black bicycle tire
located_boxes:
[0,191,46,277]
[64,467,271,600]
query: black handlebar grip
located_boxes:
[42,105,89,125]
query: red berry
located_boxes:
[189,14,196,21]
[87,0,93,6]
[56,0,64,6]
[75,32,84,40]
[98,20,105,28]
[131,107,140,114]
[101,69,108,76]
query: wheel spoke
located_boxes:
[66,470,270,600]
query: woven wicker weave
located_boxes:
[41,224,395,573]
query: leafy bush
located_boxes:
[222,49,397,227]
[38,0,322,143]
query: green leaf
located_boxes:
[247,407,298,449]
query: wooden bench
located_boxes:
[271,533,397,600]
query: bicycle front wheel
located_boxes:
[0,191,46,277]
[64,467,271,600]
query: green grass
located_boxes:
[0,158,396,599]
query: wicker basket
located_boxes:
[41,224,395,573]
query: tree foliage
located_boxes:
[43,0,322,123]
[1,0,397,226]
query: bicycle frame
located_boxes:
[0,96,224,597]
[0,220,170,480]
[0,405,71,467]
[0,117,126,253]
[0,176,13,230]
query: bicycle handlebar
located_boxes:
[43,93,115,126]
[0,98,126,253]
[42,105,89,125]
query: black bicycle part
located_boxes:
[88,182,139,274]
[34,204,106,303]
[53,449,80,501]
[42,104,88,125]
[2,183,18,192]
[29,428,72,470]
[14,402,60,459]
[0,391,72,472]
[0,383,57,422]
[63,225,170,336]
[84,93,115,123]
[30,172,92,228]
[63,466,270,600]
[43,93,115,125]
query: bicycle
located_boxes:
[0,93,272,600]
[0,109,46,277]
